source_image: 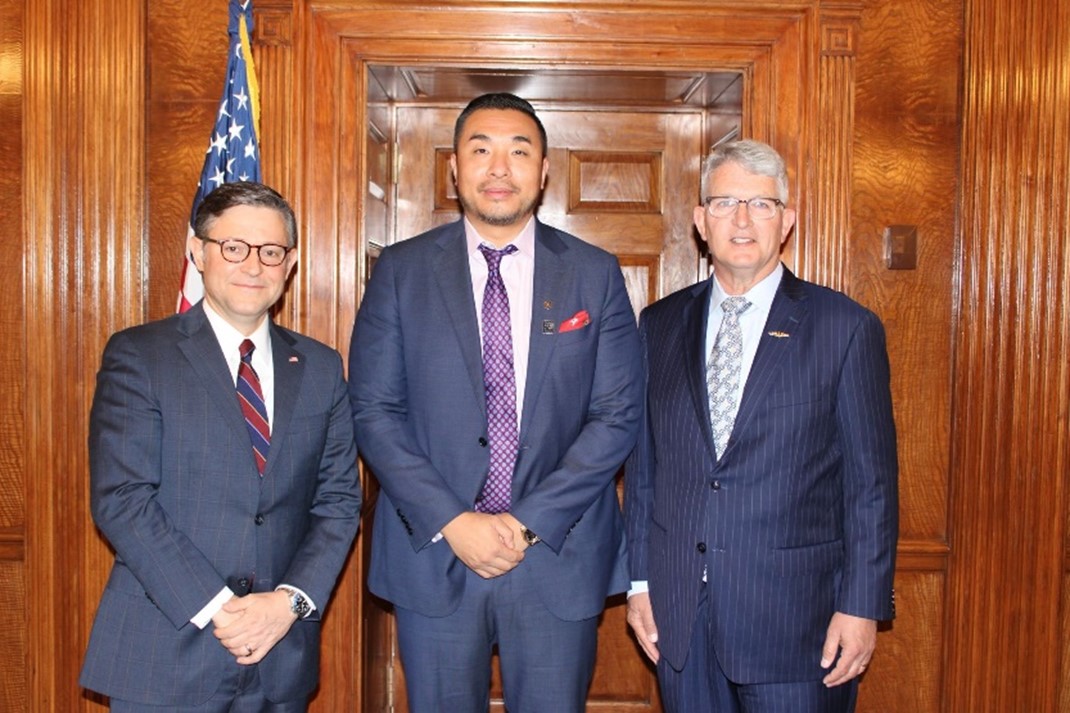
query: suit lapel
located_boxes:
[264,325,303,478]
[176,305,251,459]
[684,278,719,463]
[519,222,572,439]
[432,222,488,417]
[729,269,808,453]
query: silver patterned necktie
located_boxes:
[707,296,751,459]
[475,244,519,513]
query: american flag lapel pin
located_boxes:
[289,356,299,362]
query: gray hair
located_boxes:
[700,139,789,203]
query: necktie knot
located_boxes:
[721,296,750,318]
[240,338,255,363]
[479,244,518,274]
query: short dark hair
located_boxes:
[193,181,298,247]
[452,93,548,156]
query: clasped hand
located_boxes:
[212,590,298,665]
[441,511,529,578]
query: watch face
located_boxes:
[291,593,311,617]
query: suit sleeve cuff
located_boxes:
[191,586,235,629]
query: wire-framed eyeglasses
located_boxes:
[702,196,785,220]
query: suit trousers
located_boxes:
[657,592,859,713]
[109,662,308,713]
[395,564,599,713]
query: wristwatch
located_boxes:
[280,586,312,619]
[520,526,541,546]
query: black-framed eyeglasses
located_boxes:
[198,236,294,267]
[703,196,785,220]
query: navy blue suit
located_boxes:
[349,218,642,706]
[80,303,362,706]
[625,268,898,687]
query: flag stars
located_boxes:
[209,131,227,155]
[244,139,256,158]
[233,87,249,111]
[208,167,226,187]
[217,100,230,121]
[228,122,245,141]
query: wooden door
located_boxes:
[382,105,705,712]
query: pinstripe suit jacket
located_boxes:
[624,267,898,682]
[79,303,362,705]
[349,218,642,622]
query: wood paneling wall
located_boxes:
[850,0,961,708]
[23,1,146,711]
[949,1,1070,711]
[0,0,25,708]
[4,0,1070,710]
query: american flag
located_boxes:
[177,0,261,312]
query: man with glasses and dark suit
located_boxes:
[80,182,362,711]
[625,140,898,713]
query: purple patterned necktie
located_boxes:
[475,244,519,513]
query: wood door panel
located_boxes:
[392,105,701,712]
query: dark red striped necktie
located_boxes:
[237,339,270,475]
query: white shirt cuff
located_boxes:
[191,586,235,629]
[627,580,649,598]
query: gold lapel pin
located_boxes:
[767,331,790,338]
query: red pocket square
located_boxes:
[559,310,591,333]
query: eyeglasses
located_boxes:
[703,196,785,221]
[199,236,294,267]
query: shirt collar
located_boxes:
[710,262,784,315]
[464,216,536,259]
[202,301,272,360]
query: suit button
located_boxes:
[238,577,250,591]
[711,480,721,490]
[478,437,488,447]
[696,542,707,553]
[254,513,265,525]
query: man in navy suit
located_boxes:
[349,93,642,712]
[80,182,362,711]
[624,140,898,713]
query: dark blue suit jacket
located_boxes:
[80,303,362,705]
[625,268,898,682]
[349,219,642,621]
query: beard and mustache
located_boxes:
[456,180,542,227]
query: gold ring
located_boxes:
[246,644,253,656]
